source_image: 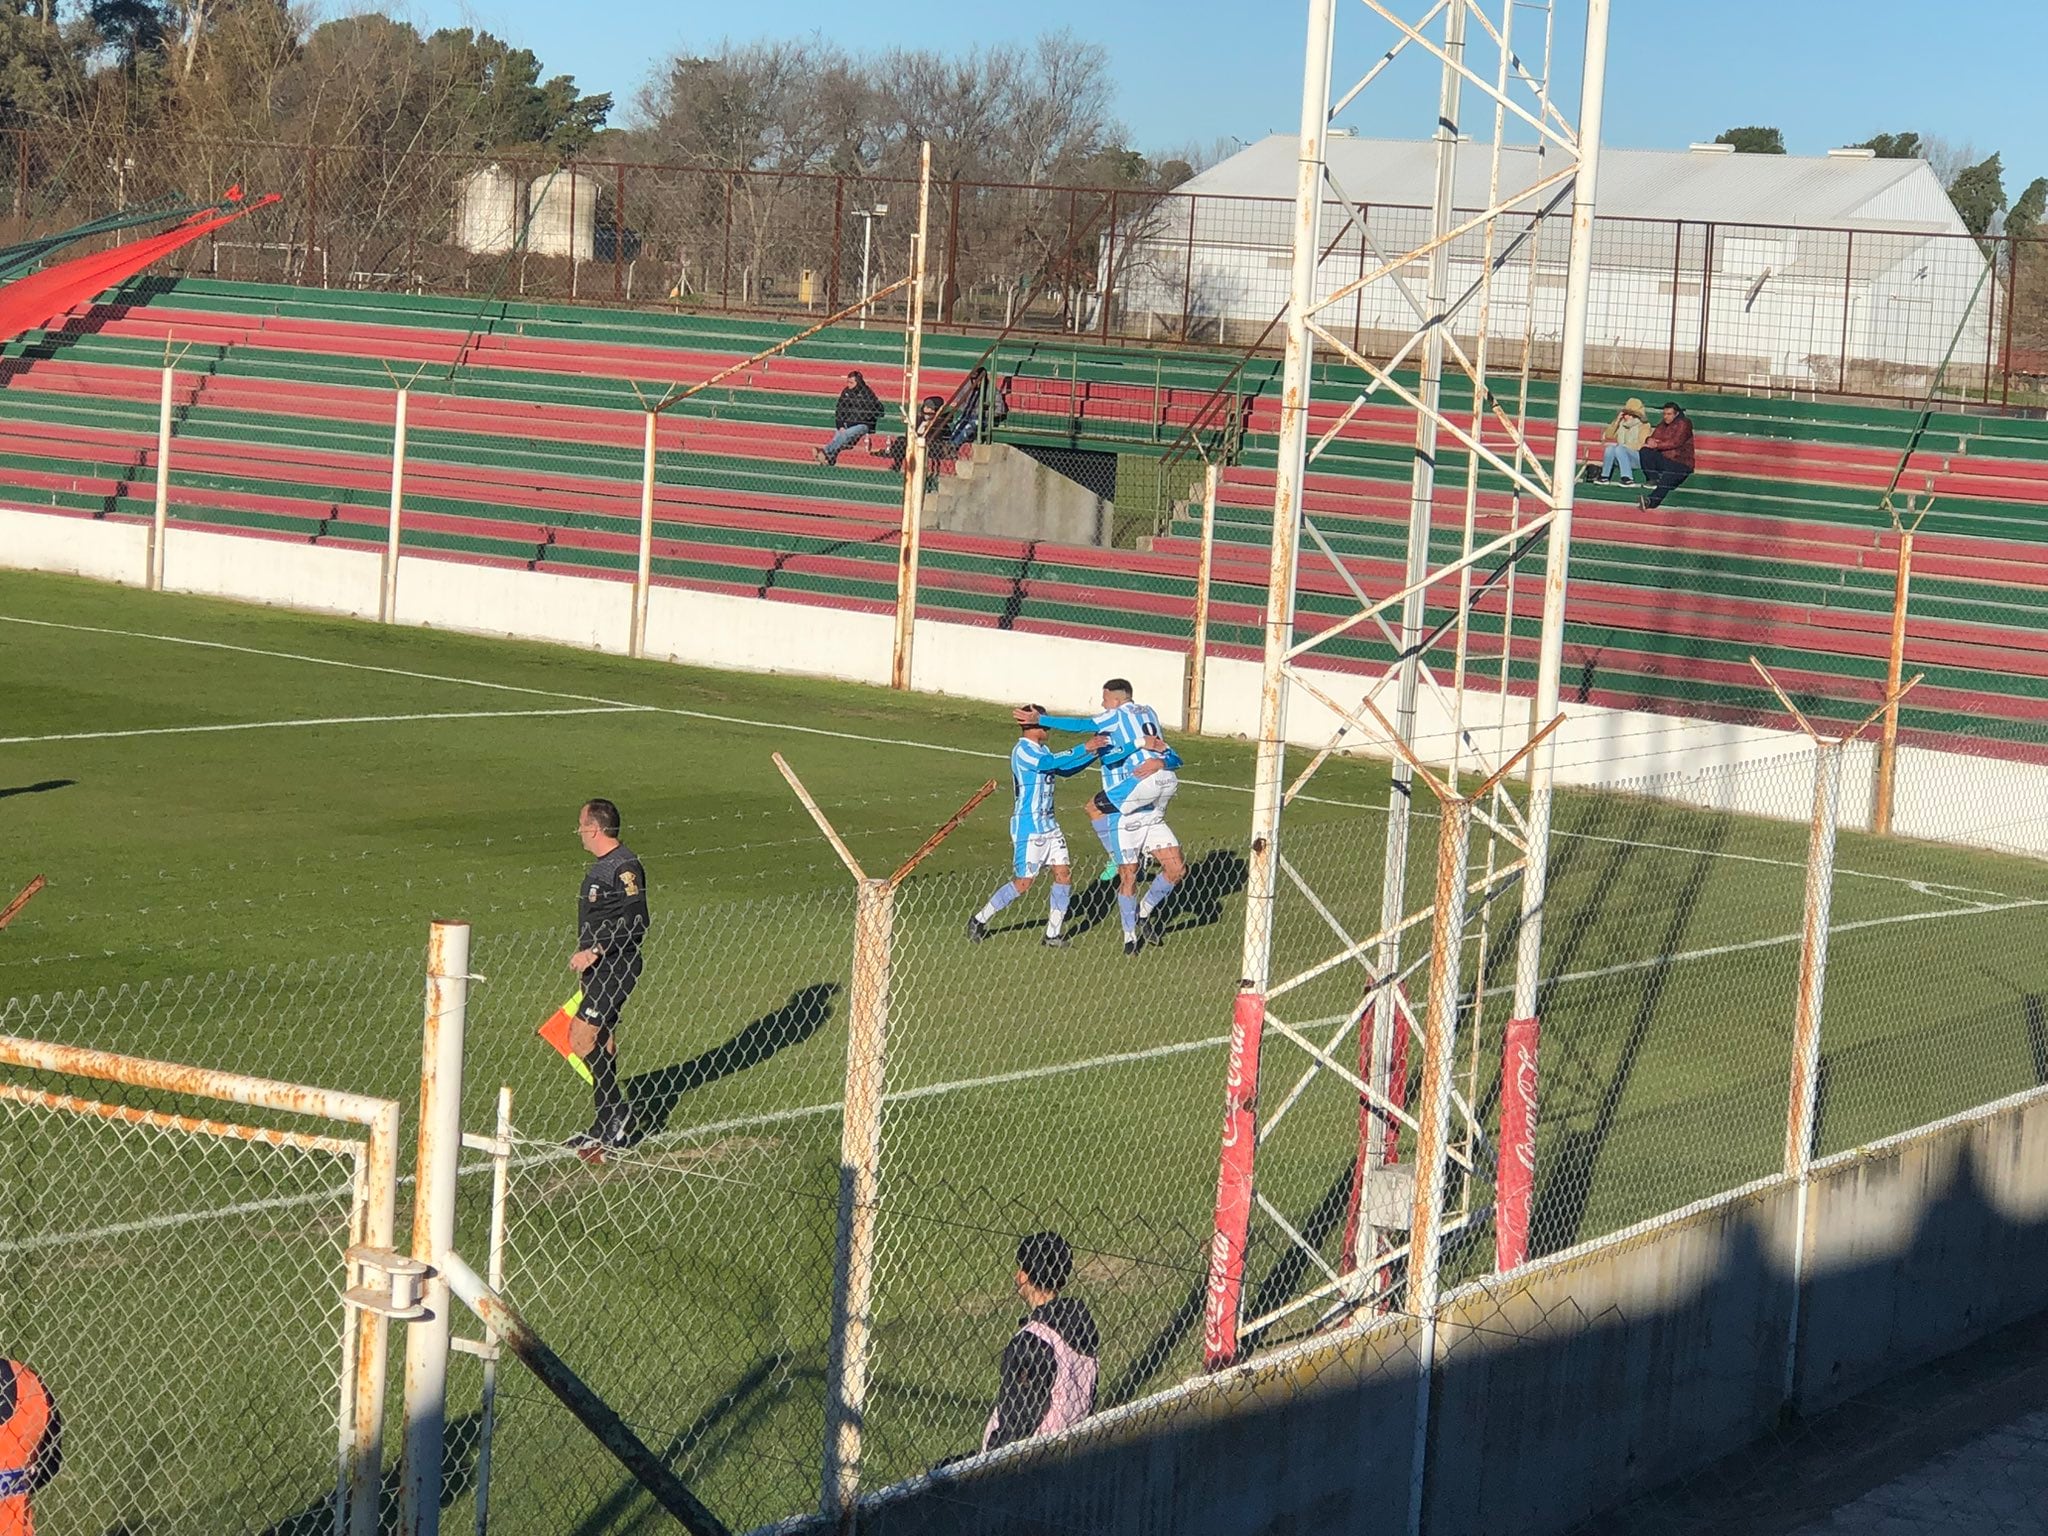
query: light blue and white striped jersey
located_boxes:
[1010,736,1101,840]
[1038,702,1170,793]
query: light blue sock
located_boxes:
[1116,893,1139,939]
[976,883,1022,922]
[1139,877,1177,918]
[1093,817,1120,859]
[1046,882,1072,936]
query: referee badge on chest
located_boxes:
[588,884,601,903]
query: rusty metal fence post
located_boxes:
[1779,735,1842,1405]
[1785,741,1842,1180]
[400,919,471,1536]
[822,875,893,1521]
[1874,527,1913,834]
[767,754,993,1523]
[631,409,657,658]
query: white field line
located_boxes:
[0,613,2006,901]
[13,889,2047,1257]
[0,705,648,746]
[1476,892,2048,999]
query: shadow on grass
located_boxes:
[574,1352,811,1536]
[239,1410,484,1536]
[0,778,75,800]
[1529,809,1729,1255]
[1105,1159,1358,1408]
[626,983,841,1138]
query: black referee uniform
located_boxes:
[577,841,648,1146]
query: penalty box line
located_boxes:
[10,889,2044,1257]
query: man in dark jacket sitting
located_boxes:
[816,370,884,466]
[1638,400,1696,510]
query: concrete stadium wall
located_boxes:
[833,1084,2048,1536]
[166,527,381,620]
[0,508,147,586]
[5,510,2043,856]
[1797,1089,2048,1415]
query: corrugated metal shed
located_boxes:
[1179,135,1967,234]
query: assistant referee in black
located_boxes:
[568,797,649,1159]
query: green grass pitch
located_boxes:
[2,566,2045,1533]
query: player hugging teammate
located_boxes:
[968,677,1186,956]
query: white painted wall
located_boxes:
[163,527,381,619]
[395,559,631,654]
[0,508,148,586]
[643,585,892,686]
[911,622,1188,728]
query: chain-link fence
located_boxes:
[0,1037,401,1535]
[7,735,2048,1531]
[2,126,2040,406]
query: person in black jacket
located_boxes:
[566,797,649,1161]
[816,370,884,466]
[982,1231,1100,1452]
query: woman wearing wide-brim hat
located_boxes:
[1591,396,1649,486]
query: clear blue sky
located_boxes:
[430,0,2048,180]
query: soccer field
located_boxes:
[4,567,2048,1533]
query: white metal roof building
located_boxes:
[1108,135,1995,392]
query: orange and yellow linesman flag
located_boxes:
[537,992,594,1085]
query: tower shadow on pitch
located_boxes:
[626,982,840,1138]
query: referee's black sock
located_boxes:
[589,1043,628,1141]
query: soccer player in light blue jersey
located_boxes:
[1016,678,1187,955]
[968,712,1109,947]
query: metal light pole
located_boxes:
[856,204,889,328]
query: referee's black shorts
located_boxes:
[578,952,643,1029]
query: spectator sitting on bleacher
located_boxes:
[1590,397,1647,485]
[946,367,990,452]
[1638,400,1696,510]
[816,370,884,466]
[890,395,944,473]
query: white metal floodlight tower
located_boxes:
[1201,0,1613,1375]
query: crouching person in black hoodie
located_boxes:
[983,1230,1101,1452]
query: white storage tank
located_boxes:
[525,170,598,261]
[454,165,520,255]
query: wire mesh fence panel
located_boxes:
[0,948,427,1104]
[455,894,855,1533]
[1809,742,2048,1156]
[1521,753,1818,1255]
[1,125,2034,402]
[861,853,1247,1489]
[0,1077,362,1534]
